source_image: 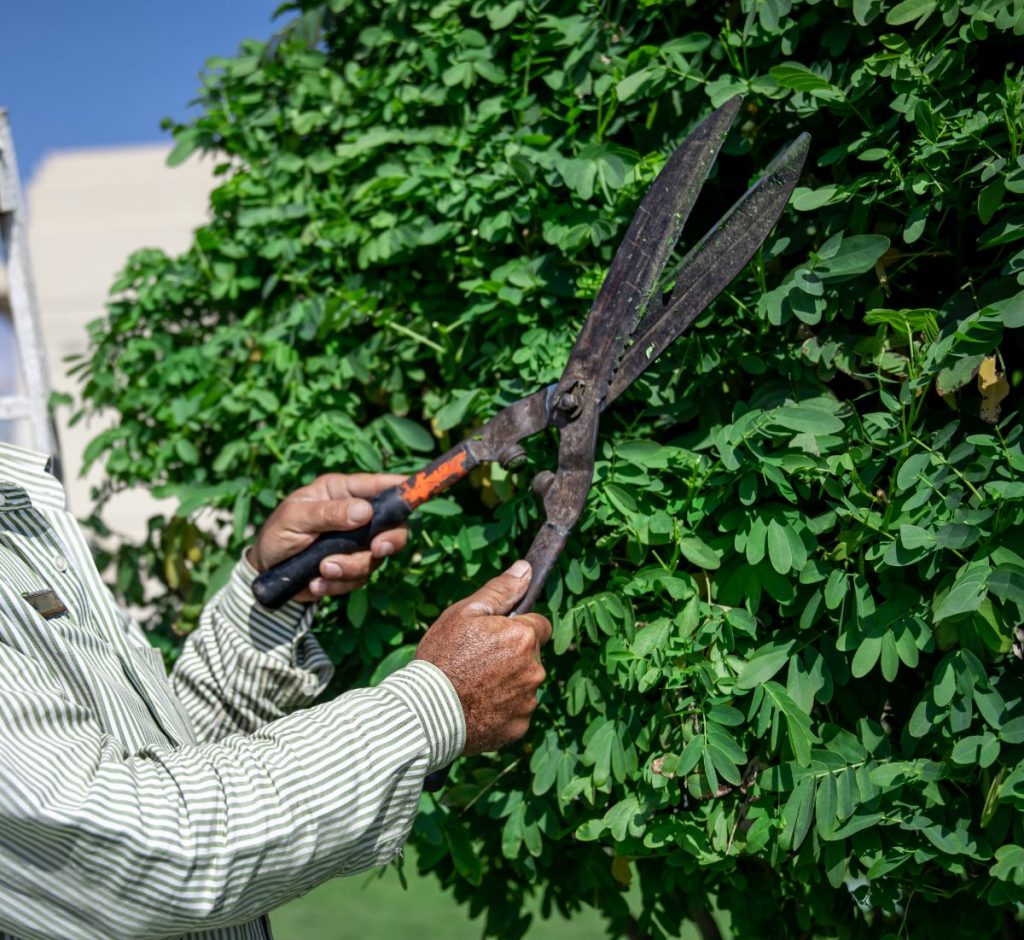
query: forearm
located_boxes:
[0,662,463,940]
[172,554,334,741]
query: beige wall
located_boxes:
[26,143,215,537]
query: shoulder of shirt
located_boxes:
[0,442,67,510]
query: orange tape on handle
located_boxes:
[398,447,477,509]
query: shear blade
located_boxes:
[551,97,745,407]
[605,131,811,406]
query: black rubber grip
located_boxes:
[424,768,449,792]
[252,486,413,609]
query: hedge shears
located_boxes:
[253,97,809,611]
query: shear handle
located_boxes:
[252,444,479,609]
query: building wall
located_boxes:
[25,143,215,538]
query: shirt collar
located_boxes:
[0,442,68,511]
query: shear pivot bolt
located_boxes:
[531,471,555,499]
[556,392,582,419]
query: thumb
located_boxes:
[463,561,532,616]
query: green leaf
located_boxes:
[767,519,793,575]
[676,734,705,778]
[899,524,934,550]
[769,63,844,100]
[896,453,931,491]
[815,771,838,838]
[735,642,795,691]
[380,415,435,452]
[770,405,846,435]
[583,719,617,787]
[347,587,369,629]
[933,655,957,707]
[880,631,900,682]
[934,567,990,622]
[502,801,526,857]
[445,823,483,885]
[746,515,768,565]
[792,185,842,211]
[764,681,816,765]
[936,354,986,396]
[988,566,1024,606]
[851,635,881,678]
[979,180,1006,226]
[885,0,937,26]
[166,129,200,166]
[819,235,890,278]
[369,644,417,685]
[708,705,745,727]
[616,67,661,102]
[781,774,816,851]
[175,439,199,464]
[824,570,848,610]
[679,535,720,570]
[605,483,638,515]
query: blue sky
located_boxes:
[1,0,285,184]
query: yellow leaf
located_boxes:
[611,854,633,887]
[978,355,1009,424]
[470,463,500,507]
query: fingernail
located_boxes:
[310,578,327,595]
[348,501,371,524]
[507,560,531,579]
[378,541,395,557]
[323,562,343,578]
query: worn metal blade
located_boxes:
[550,97,744,419]
[605,131,811,406]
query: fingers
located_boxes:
[277,485,414,542]
[462,560,532,617]
[312,472,408,501]
[250,471,412,583]
[518,611,552,648]
[370,526,408,560]
[306,572,368,599]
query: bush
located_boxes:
[74,1,1024,937]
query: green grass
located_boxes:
[271,854,612,939]
[271,849,722,939]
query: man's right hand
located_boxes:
[415,560,551,756]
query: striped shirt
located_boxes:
[0,442,465,940]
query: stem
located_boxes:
[911,435,985,502]
[385,319,446,354]
[460,756,523,813]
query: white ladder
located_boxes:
[0,108,61,469]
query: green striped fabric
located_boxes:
[0,443,465,940]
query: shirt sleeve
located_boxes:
[0,642,465,940]
[170,552,335,742]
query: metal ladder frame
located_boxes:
[0,108,61,465]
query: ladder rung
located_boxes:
[0,396,33,420]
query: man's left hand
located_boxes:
[248,473,409,602]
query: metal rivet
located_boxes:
[498,444,527,471]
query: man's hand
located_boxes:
[416,561,551,755]
[248,473,409,602]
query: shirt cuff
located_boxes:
[216,551,318,661]
[380,660,466,773]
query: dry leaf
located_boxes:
[978,355,1010,424]
[651,756,675,779]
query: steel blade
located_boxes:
[605,131,811,406]
[550,97,744,417]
